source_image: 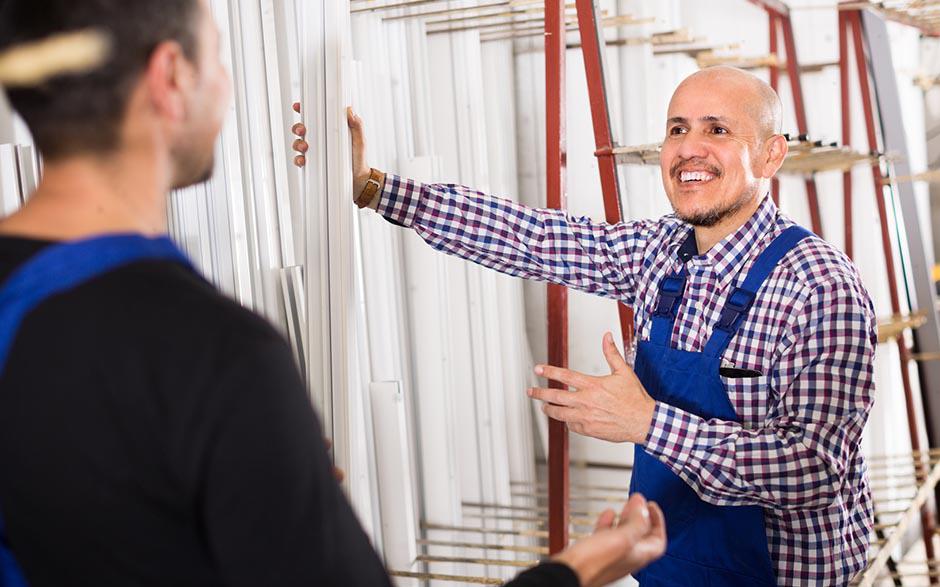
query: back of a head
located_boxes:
[0,0,198,161]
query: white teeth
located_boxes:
[679,170,715,183]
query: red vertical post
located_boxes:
[850,10,901,326]
[849,10,938,571]
[839,11,853,261]
[780,13,824,237]
[768,11,781,207]
[545,0,569,556]
[574,0,633,349]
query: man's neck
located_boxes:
[692,195,765,255]
[0,150,171,241]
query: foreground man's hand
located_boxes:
[555,494,666,587]
[528,332,655,444]
[323,437,345,483]
[291,102,307,168]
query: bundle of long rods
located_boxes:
[829,1,940,35]
[386,463,635,583]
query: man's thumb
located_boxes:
[602,332,628,374]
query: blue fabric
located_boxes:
[0,513,25,587]
[649,270,687,346]
[630,226,810,586]
[0,234,192,587]
[702,226,812,358]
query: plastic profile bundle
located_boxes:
[0,144,40,215]
[0,1,538,584]
[343,1,553,582]
[168,0,304,350]
[837,1,940,38]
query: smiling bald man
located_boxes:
[317,66,876,585]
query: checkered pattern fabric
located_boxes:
[377,175,876,585]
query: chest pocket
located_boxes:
[718,372,776,427]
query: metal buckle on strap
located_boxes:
[653,275,687,317]
[715,288,756,332]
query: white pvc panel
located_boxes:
[370,381,420,574]
[0,145,22,216]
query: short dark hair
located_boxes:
[0,0,199,160]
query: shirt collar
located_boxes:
[668,196,779,282]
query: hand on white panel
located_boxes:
[345,107,373,200]
[292,104,378,207]
[291,102,308,168]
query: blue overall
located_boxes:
[629,225,811,586]
[0,234,193,587]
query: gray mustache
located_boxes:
[670,160,721,178]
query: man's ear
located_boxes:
[759,134,788,179]
[145,41,190,122]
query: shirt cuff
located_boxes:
[643,402,701,474]
[375,173,422,228]
[507,562,580,587]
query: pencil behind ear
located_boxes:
[0,30,111,88]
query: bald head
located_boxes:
[660,66,790,231]
[672,66,782,140]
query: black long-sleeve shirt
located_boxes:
[0,235,577,587]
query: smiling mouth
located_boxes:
[677,170,718,184]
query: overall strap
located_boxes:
[0,234,192,374]
[649,228,699,346]
[649,269,688,346]
[0,514,25,587]
[0,233,193,587]
[702,225,812,358]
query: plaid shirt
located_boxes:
[377,175,876,586]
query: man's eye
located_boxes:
[669,127,686,135]
[712,127,728,134]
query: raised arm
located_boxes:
[385,175,662,303]
[346,108,659,304]
[291,106,661,303]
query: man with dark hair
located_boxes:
[0,1,665,586]
[0,0,201,161]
